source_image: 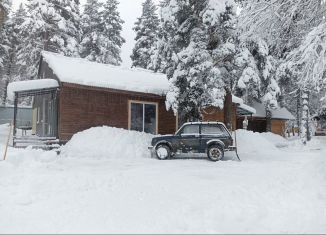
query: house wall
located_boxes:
[201,105,237,130]
[58,84,177,141]
[237,116,286,136]
[271,119,286,137]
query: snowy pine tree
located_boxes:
[207,2,239,129]
[100,0,125,65]
[56,0,82,57]
[0,0,15,104]
[131,0,159,69]
[18,0,81,81]
[80,0,125,65]
[162,0,237,124]
[79,0,103,62]
[281,22,326,141]
[238,0,325,134]
[148,0,180,77]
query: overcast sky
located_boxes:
[12,0,159,67]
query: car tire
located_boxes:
[155,144,171,160]
[207,144,224,161]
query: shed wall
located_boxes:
[58,84,176,141]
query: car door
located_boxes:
[200,124,226,152]
[178,124,200,153]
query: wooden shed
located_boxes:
[8,52,176,145]
[237,100,295,136]
[7,52,256,147]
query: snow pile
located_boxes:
[260,132,289,148]
[42,51,169,96]
[60,126,154,159]
[236,129,281,155]
[7,79,59,101]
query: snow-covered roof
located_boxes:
[42,51,169,96]
[232,95,256,114]
[7,79,59,101]
[251,100,295,120]
[232,95,243,104]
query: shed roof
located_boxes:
[232,95,256,115]
[251,100,295,120]
[7,79,59,101]
[42,51,169,96]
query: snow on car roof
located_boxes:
[42,51,169,96]
[7,79,59,101]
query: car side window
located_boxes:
[181,125,200,135]
[201,125,224,135]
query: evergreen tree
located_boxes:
[0,0,12,104]
[12,4,28,77]
[163,0,237,124]
[148,0,180,77]
[100,0,125,65]
[131,0,159,69]
[18,0,81,80]
[280,22,326,142]
[80,0,125,65]
[56,0,82,56]
[79,0,103,62]
[208,3,239,129]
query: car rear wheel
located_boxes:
[207,145,224,161]
[155,144,171,160]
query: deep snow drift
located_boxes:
[61,126,154,159]
[0,125,325,234]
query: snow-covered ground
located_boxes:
[0,124,325,234]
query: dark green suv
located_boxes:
[149,122,236,161]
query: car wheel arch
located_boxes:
[155,141,173,151]
[206,139,225,150]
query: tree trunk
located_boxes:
[224,89,232,131]
[301,90,311,144]
[1,52,13,105]
[266,107,272,132]
[296,89,301,136]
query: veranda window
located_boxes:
[129,101,158,134]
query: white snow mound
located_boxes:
[60,126,154,159]
[236,129,283,155]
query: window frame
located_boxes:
[200,124,225,136]
[179,124,200,136]
[128,100,159,135]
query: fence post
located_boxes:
[3,121,13,161]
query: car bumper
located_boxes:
[225,146,237,151]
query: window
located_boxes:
[180,125,199,135]
[129,101,157,134]
[201,125,224,135]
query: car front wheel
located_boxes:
[155,144,171,160]
[207,145,224,161]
